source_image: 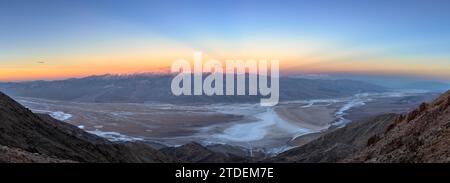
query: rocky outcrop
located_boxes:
[347,90,450,162]
[161,142,252,163]
[0,145,75,163]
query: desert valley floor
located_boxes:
[14,90,438,154]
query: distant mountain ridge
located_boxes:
[401,81,450,92]
[0,74,385,104]
[320,74,450,92]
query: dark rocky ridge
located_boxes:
[272,90,450,163]
[0,92,173,163]
[347,90,450,162]
[0,145,75,163]
[160,142,254,163]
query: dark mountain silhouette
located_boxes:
[0,74,385,104]
[0,92,173,163]
[160,142,253,163]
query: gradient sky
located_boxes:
[1,0,450,81]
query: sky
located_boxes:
[0,0,450,81]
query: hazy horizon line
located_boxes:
[1,71,449,84]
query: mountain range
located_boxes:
[0,74,385,104]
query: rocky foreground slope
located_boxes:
[0,145,74,163]
[273,90,450,163]
[348,90,450,162]
[0,92,173,163]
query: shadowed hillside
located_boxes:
[348,90,450,162]
[0,92,173,163]
[271,90,450,163]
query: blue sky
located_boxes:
[1,0,449,81]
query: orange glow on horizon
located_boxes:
[1,41,449,82]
